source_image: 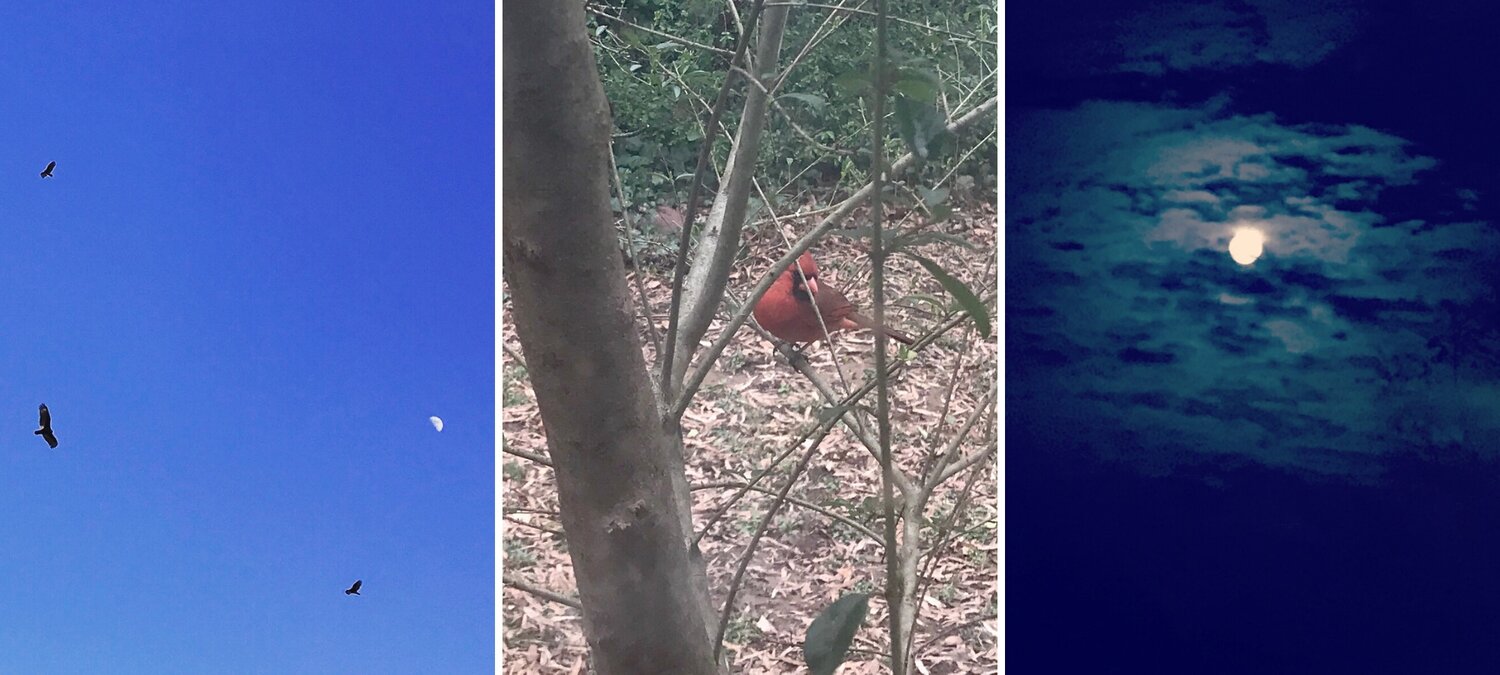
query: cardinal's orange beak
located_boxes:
[805,278,819,296]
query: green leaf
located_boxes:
[833,68,873,96]
[919,186,950,210]
[652,41,682,51]
[779,92,827,115]
[928,202,954,224]
[907,253,991,338]
[891,73,937,102]
[893,96,950,161]
[804,593,870,675]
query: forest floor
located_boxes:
[501,199,998,674]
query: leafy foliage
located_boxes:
[589,0,996,225]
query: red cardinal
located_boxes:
[754,252,915,345]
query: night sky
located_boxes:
[1006,1,1500,671]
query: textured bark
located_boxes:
[503,2,717,673]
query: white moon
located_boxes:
[429,416,444,432]
[1228,227,1266,265]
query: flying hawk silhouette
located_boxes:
[35,404,58,449]
[40,161,55,178]
[345,580,362,596]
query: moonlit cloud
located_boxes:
[1010,97,1500,479]
[1022,0,1365,78]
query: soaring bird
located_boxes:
[345,580,362,596]
[753,252,915,346]
[35,404,58,449]
[40,161,55,178]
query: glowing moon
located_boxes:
[429,416,444,432]
[1228,227,1266,265]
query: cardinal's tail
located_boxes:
[883,326,916,346]
[850,312,916,345]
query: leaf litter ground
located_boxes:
[502,202,998,674]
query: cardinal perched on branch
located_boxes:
[754,251,914,346]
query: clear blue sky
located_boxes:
[0,3,493,672]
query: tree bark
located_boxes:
[671,5,791,389]
[503,2,718,673]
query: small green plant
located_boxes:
[504,539,537,570]
[723,614,761,645]
[829,524,860,543]
[502,364,530,407]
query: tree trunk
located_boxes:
[503,2,718,673]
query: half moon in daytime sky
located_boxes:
[429,416,444,432]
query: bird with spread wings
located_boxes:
[35,404,58,449]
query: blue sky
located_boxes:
[1007,0,1500,670]
[0,3,493,672]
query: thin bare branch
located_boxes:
[913,613,998,658]
[691,392,850,548]
[502,343,528,370]
[660,0,769,400]
[503,514,567,538]
[906,457,990,664]
[712,408,839,662]
[609,147,665,358]
[765,2,999,46]
[691,480,884,545]
[502,444,554,467]
[503,577,582,611]
[931,390,997,488]
[588,6,735,56]
[933,433,996,488]
[769,0,857,96]
[923,381,998,497]
[503,505,560,516]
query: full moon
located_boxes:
[1228,227,1266,265]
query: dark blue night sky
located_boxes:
[1007,1,1500,671]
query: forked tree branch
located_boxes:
[672,5,792,391]
[660,0,769,402]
